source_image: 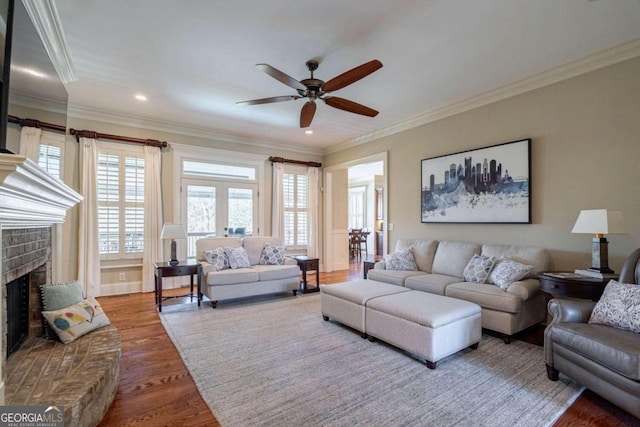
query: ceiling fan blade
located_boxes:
[256,64,307,92]
[322,59,383,92]
[324,96,378,117]
[300,101,316,128]
[236,95,297,106]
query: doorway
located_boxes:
[323,152,387,272]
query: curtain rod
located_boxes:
[69,128,169,149]
[8,115,66,133]
[268,156,322,168]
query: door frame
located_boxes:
[323,151,388,272]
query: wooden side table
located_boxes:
[154,260,201,312]
[363,254,383,279]
[293,256,319,293]
[538,272,617,301]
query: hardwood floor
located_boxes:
[97,260,637,426]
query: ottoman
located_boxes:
[366,290,481,369]
[320,279,410,337]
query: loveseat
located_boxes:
[196,236,300,307]
[367,239,549,342]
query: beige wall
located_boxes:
[324,57,640,273]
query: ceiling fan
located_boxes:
[236,59,383,128]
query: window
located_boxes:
[97,149,145,258]
[283,168,308,250]
[349,186,366,229]
[37,132,65,179]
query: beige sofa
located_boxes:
[196,236,300,307]
[367,239,549,342]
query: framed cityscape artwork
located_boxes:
[421,139,531,224]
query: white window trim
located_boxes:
[283,164,309,251]
[97,141,145,261]
[171,143,266,237]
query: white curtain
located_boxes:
[19,126,41,162]
[271,162,284,238]
[77,137,101,297]
[307,166,320,258]
[142,145,163,293]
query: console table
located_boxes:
[538,272,616,301]
[293,256,319,293]
[154,260,201,312]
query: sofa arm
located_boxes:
[506,278,540,300]
[373,261,387,270]
[199,260,217,275]
[284,257,297,266]
[547,298,596,324]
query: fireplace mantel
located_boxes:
[0,153,82,405]
[0,153,82,228]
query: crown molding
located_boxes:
[327,37,640,155]
[21,0,77,84]
[9,91,67,115]
[67,104,325,156]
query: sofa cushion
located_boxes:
[366,269,426,287]
[243,237,284,265]
[404,274,463,295]
[463,254,497,283]
[551,321,640,380]
[196,237,241,261]
[259,242,286,265]
[205,268,259,286]
[224,246,251,269]
[481,244,548,278]
[395,239,438,273]
[385,248,418,271]
[589,280,640,334]
[251,264,300,281]
[445,282,521,314]
[203,247,229,271]
[431,241,481,278]
[489,258,533,289]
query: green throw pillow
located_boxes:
[40,281,85,339]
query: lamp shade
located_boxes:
[571,209,626,235]
[160,224,186,240]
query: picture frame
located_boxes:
[421,139,531,224]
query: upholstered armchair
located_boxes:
[544,248,640,418]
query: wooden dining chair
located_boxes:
[350,229,363,259]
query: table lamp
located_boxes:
[161,223,187,265]
[571,209,626,274]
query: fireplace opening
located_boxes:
[6,274,30,359]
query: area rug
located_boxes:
[160,294,583,427]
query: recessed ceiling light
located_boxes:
[305,130,313,135]
[135,94,147,101]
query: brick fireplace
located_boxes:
[0,153,82,404]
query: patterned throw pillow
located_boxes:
[42,297,111,344]
[203,247,229,271]
[463,254,497,283]
[40,281,85,340]
[385,248,418,271]
[488,257,533,290]
[259,242,286,265]
[224,246,251,269]
[589,280,640,334]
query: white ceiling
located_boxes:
[47,0,640,152]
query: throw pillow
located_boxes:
[203,247,229,271]
[259,242,286,265]
[488,258,533,290]
[385,248,418,271]
[589,280,640,334]
[42,297,111,344]
[40,281,85,340]
[463,254,497,283]
[224,246,251,269]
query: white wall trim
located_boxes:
[326,38,640,155]
[21,0,77,84]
